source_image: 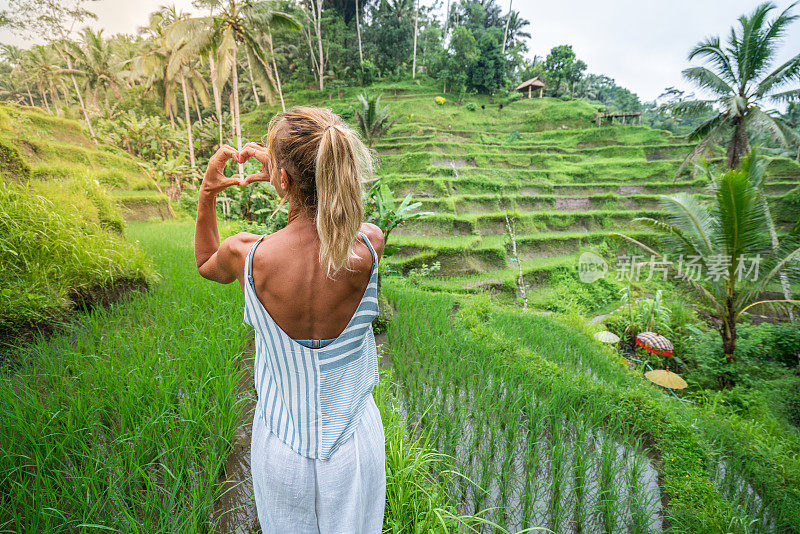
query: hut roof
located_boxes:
[515,77,546,91]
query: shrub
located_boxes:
[435,96,446,105]
[464,102,478,111]
[681,323,794,390]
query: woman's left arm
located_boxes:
[195,145,245,284]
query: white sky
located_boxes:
[0,0,798,104]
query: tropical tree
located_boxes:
[612,153,800,364]
[665,1,800,171]
[130,7,188,129]
[241,1,302,112]
[159,10,211,169]
[31,45,66,114]
[543,44,576,96]
[354,93,396,147]
[167,0,298,173]
[720,150,795,319]
[502,9,530,53]
[63,28,123,110]
[0,0,99,136]
[0,45,36,106]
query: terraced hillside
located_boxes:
[0,103,172,221]
[243,84,800,305]
[369,94,800,301]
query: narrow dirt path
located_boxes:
[210,339,259,533]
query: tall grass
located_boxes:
[1,219,498,532]
[0,221,248,531]
[0,180,156,339]
[384,283,663,533]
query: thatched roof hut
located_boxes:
[516,77,546,98]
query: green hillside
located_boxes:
[0,104,163,341]
[0,103,174,221]
[236,84,800,532]
[241,83,800,305]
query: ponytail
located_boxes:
[266,106,374,279]
[315,124,371,278]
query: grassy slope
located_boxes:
[0,103,173,220]
[241,81,800,532]
[0,104,168,339]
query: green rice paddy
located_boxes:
[3,81,799,533]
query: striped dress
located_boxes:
[243,231,385,533]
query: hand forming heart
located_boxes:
[200,142,274,195]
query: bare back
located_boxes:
[239,220,383,340]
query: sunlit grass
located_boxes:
[0,221,248,531]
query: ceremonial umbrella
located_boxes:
[636,332,673,357]
[645,369,688,390]
[594,331,620,343]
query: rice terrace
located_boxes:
[1,0,799,532]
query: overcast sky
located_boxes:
[1,0,798,104]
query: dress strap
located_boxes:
[246,234,268,283]
[358,231,378,270]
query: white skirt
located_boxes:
[250,393,386,533]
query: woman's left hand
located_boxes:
[200,144,246,195]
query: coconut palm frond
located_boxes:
[681,66,735,97]
[353,93,396,147]
[756,51,800,97]
[632,216,708,260]
[609,231,721,308]
[747,106,796,147]
[709,166,769,269]
[658,98,716,117]
[770,87,800,103]
[687,35,738,85]
[658,192,715,255]
[243,42,278,103]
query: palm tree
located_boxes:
[503,10,531,53]
[28,45,63,114]
[354,93,396,147]
[63,28,123,111]
[167,0,298,174]
[130,7,184,128]
[739,151,795,320]
[242,1,301,112]
[165,24,211,170]
[612,153,800,364]
[0,45,36,106]
[666,2,800,171]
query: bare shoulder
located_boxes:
[358,223,385,258]
[220,231,266,262]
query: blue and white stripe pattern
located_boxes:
[243,231,380,460]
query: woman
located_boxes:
[194,107,386,533]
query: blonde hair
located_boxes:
[265,106,373,279]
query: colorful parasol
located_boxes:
[594,331,620,343]
[636,332,673,357]
[645,369,688,389]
